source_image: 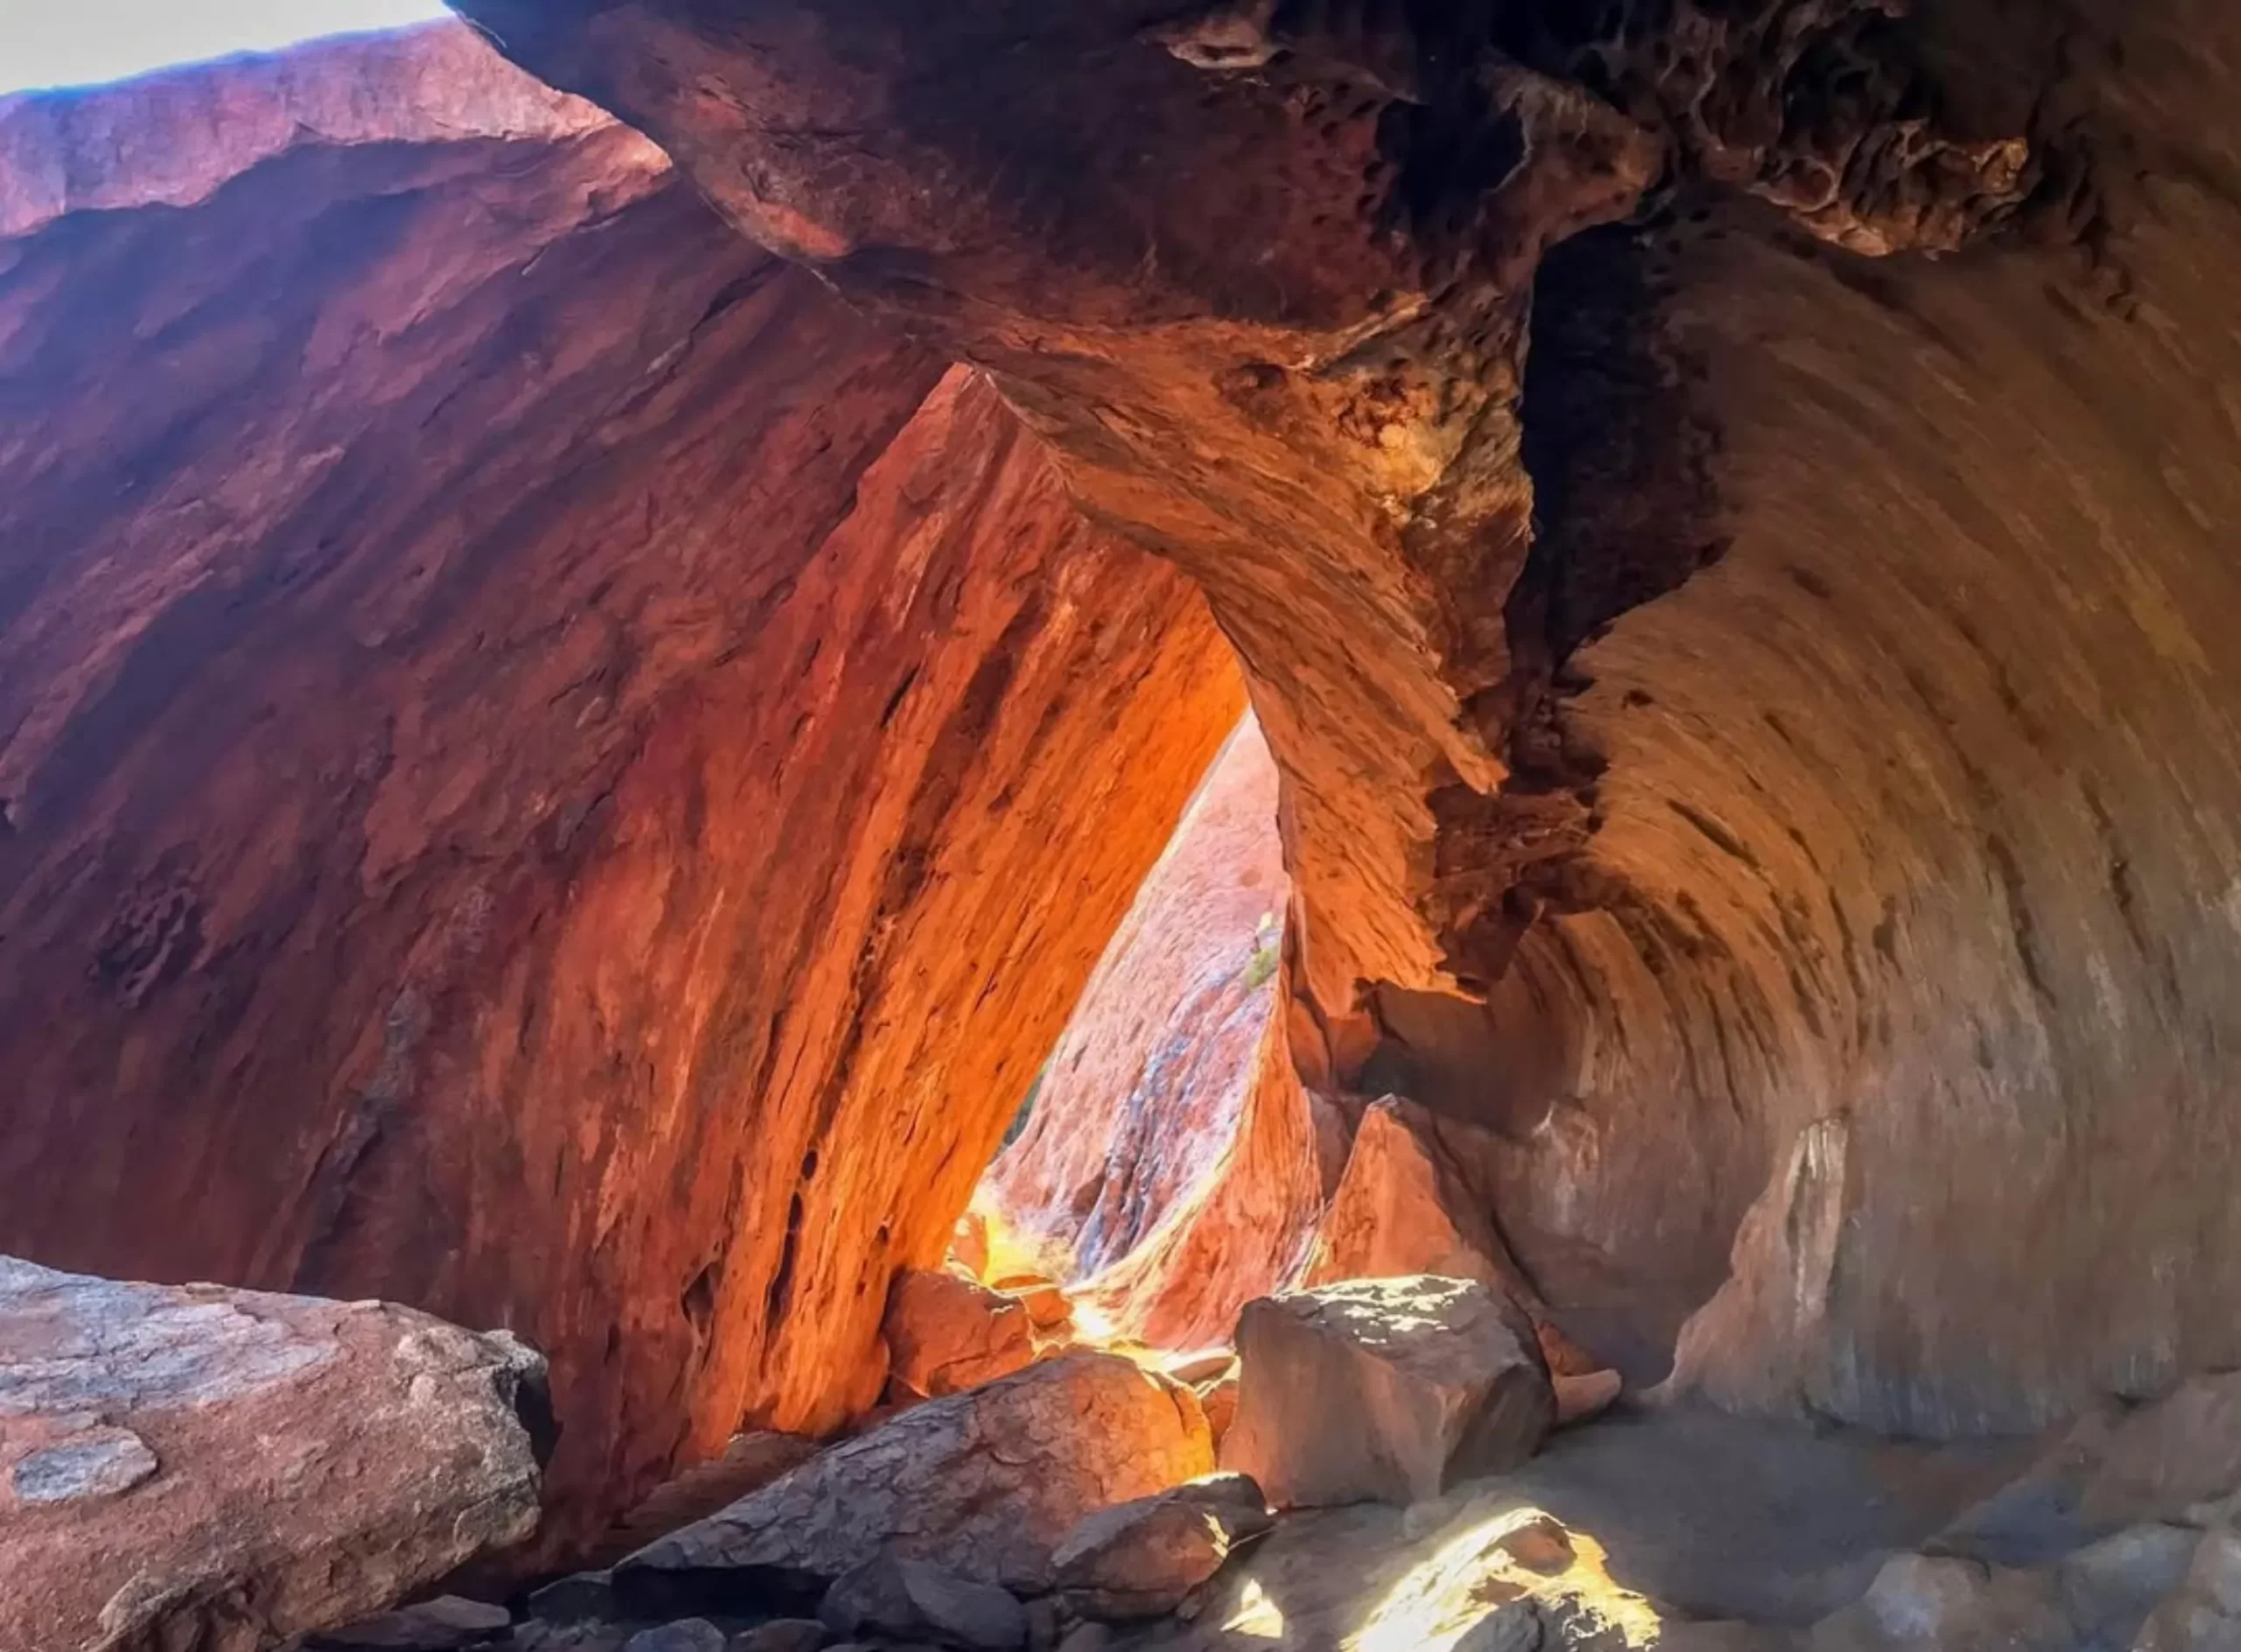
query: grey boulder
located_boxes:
[622,1620,728,1652]
[819,1556,1027,1649]
[619,1353,1212,1594]
[312,1595,512,1648]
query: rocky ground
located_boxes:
[285,1274,2241,1652]
[14,1089,2241,1652]
[24,994,2236,1652]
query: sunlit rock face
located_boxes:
[982,717,1321,1352]
[459,0,2241,1438]
[0,23,1239,1548]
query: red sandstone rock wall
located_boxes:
[450,0,2241,1441]
[0,25,1240,1548]
[983,718,1319,1351]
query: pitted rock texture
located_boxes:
[0,25,1240,1551]
[619,1352,1216,1597]
[451,0,2034,1018]
[0,1256,543,1652]
[982,717,1321,1351]
[451,0,2241,1444]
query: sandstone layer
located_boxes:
[981,716,1321,1351]
[453,0,2241,1438]
[0,1256,544,1652]
[0,22,1240,1547]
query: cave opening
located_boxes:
[965,713,1324,1364]
[949,693,1704,1399]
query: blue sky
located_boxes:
[0,0,451,95]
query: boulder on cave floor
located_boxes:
[820,1555,1028,1648]
[1132,1498,1666,1652]
[619,1351,1214,1599]
[1556,1369,1625,1428]
[732,1619,831,1652]
[883,1268,1040,1398]
[620,1622,727,1652]
[1050,1473,1273,1621]
[1796,1486,2241,1651]
[1305,1097,1608,1382]
[1159,1350,1239,1387]
[1802,1552,2074,1652]
[1943,1367,2241,1554]
[1302,1100,1511,1292]
[0,1255,545,1652]
[2133,1527,2241,1652]
[588,1431,822,1568]
[1219,1276,1554,1509]
[1793,1531,2239,1652]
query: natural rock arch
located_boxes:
[448,0,2241,1436]
[9,0,2241,1559]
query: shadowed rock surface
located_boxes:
[448,0,2241,1441]
[818,1557,1028,1650]
[1050,1473,1274,1622]
[0,1256,544,1652]
[619,1352,1216,1599]
[0,21,1240,1550]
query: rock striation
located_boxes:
[0,21,1241,1551]
[0,1256,544,1652]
